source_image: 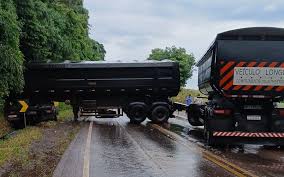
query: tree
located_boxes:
[148,46,195,87]
[0,0,105,103]
[0,0,24,99]
[15,0,105,62]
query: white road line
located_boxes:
[83,121,93,177]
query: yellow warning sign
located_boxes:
[18,101,29,113]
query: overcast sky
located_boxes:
[84,0,284,89]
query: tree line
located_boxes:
[0,0,106,102]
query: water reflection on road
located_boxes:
[88,117,233,177]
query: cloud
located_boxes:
[84,0,284,89]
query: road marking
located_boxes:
[83,121,93,177]
[149,123,258,177]
[203,153,246,177]
[203,151,257,177]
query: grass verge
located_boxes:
[57,103,73,122]
[0,102,74,169]
[0,127,42,166]
[172,88,206,103]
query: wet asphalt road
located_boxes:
[169,114,284,177]
[53,114,284,177]
[88,118,233,177]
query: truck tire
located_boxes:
[128,103,147,124]
[150,105,170,124]
[205,130,216,146]
[188,116,203,126]
[204,122,216,146]
[187,104,204,126]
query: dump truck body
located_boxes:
[21,61,180,101]
[6,60,180,127]
[198,27,284,100]
[187,27,284,145]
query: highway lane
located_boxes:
[53,116,233,177]
[53,114,284,177]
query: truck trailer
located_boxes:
[179,27,284,146]
[5,60,180,126]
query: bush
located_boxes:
[172,88,206,103]
[0,0,24,99]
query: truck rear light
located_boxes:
[214,109,231,115]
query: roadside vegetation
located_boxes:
[0,0,100,168]
[0,0,105,101]
[0,113,11,138]
[0,102,12,137]
[148,46,195,87]
[172,88,206,103]
[0,102,79,176]
[57,102,73,122]
[0,127,42,166]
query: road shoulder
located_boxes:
[0,121,81,177]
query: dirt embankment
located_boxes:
[0,120,81,177]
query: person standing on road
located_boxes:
[185,94,193,106]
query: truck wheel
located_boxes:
[204,123,216,146]
[187,104,204,126]
[128,104,147,124]
[150,105,170,124]
[205,130,216,146]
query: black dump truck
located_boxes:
[5,60,180,126]
[176,27,284,145]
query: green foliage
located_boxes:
[0,0,105,101]
[57,102,73,121]
[0,127,42,166]
[0,0,24,99]
[172,88,205,103]
[148,46,195,86]
[91,39,106,61]
[58,102,72,111]
[15,0,105,62]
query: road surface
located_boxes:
[53,115,284,177]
